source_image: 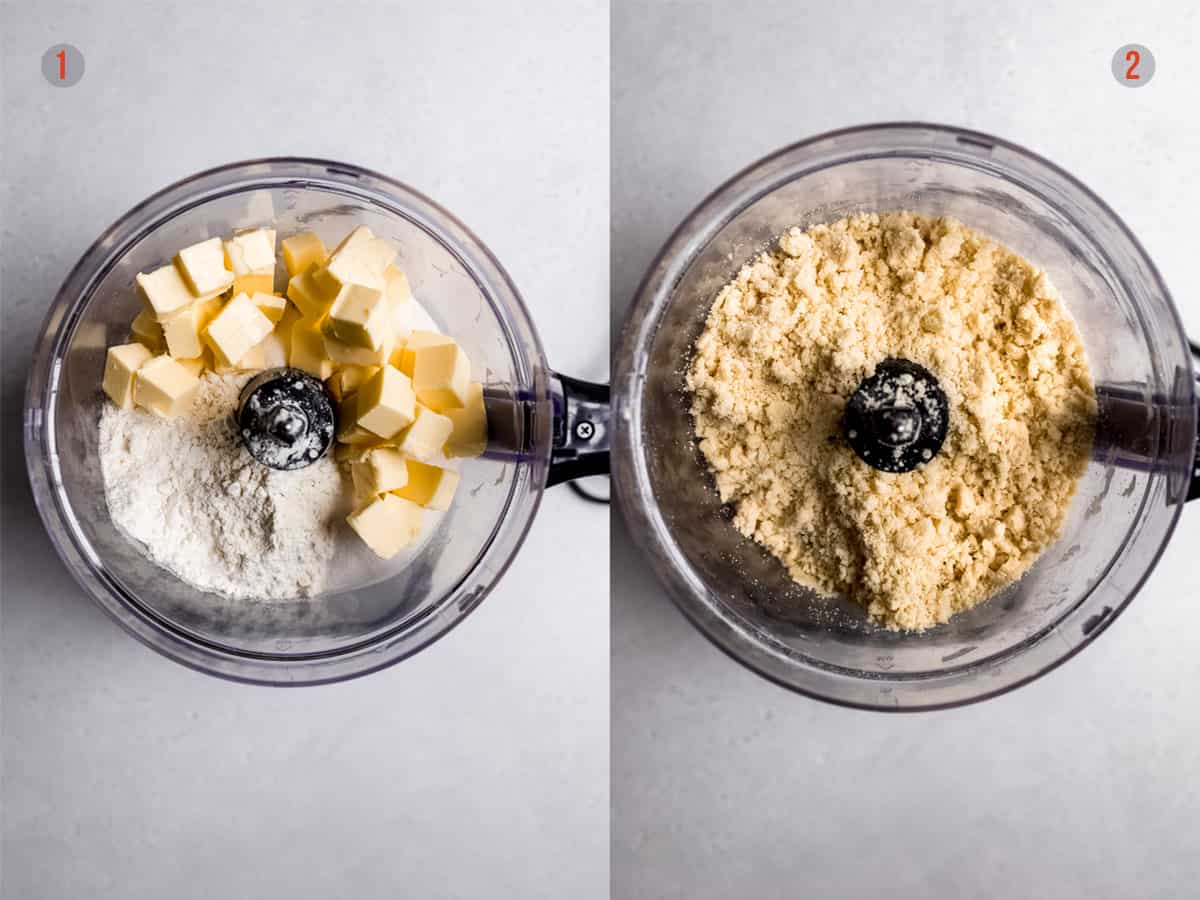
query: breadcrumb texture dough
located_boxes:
[686,212,1096,631]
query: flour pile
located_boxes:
[99,372,346,599]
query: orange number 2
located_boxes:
[1125,49,1140,80]
[55,49,66,80]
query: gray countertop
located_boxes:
[1,2,608,898]
[612,2,1200,898]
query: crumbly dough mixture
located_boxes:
[687,212,1096,630]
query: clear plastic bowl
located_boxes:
[25,159,559,685]
[613,123,1196,710]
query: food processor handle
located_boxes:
[547,372,610,487]
[1190,341,1200,502]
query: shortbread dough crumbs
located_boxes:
[686,212,1096,631]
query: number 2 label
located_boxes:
[1112,44,1154,88]
[1124,49,1140,80]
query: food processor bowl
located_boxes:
[25,158,609,685]
[613,123,1197,710]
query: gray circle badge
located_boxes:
[1112,44,1155,87]
[41,43,85,87]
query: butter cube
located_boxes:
[346,493,423,560]
[130,308,165,352]
[133,355,200,418]
[289,318,335,379]
[102,342,153,409]
[176,355,206,378]
[286,266,337,320]
[282,231,327,278]
[334,437,392,463]
[412,341,470,410]
[336,393,382,444]
[175,237,234,297]
[161,296,222,360]
[237,342,268,371]
[395,404,453,461]
[350,447,410,496]
[136,263,197,320]
[314,226,393,293]
[322,326,394,367]
[392,330,453,376]
[443,382,488,458]
[384,264,412,309]
[393,460,460,511]
[251,291,287,324]
[356,365,416,439]
[203,293,275,367]
[326,283,390,349]
[223,227,276,274]
[232,271,276,297]
[326,365,378,402]
[325,375,345,402]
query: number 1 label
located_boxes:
[42,43,84,87]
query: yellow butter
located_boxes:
[286,266,337,320]
[326,283,390,350]
[392,460,460,511]
[281,231,327,278]
[237,342,268,371]
[176,355,206,378]
[336,392,382,444]
[203,292,274,368]
[334,437,393,463]
[314,226,393,293]
[326,365,378,401]
[161,296,222,360]
[130,307,165,352]
[392,329,453,376]
[443,382,488,458]
[257,329,290,369]
[250,291,287,324]
[395,404,453,461]
[412,341,470,411]
[232,271,275,297]
[325,374,345,402]
[346,493,423,560]
[133,355,200,418]
[102,342,153,409]
[356,365,416,439]
[289,317,335,379]
[136,263,198,320]
[223,227,276,274]
[175,237,234,297]
[322,325,394,367]
[350,447,410,496]
[384,264,413,309]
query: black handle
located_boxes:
[547,373,610,487]
[1189,340,1200,502]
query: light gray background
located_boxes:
[1,2,608,898]
[612,1,1200,898]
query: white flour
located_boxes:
[98,372,347,600]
